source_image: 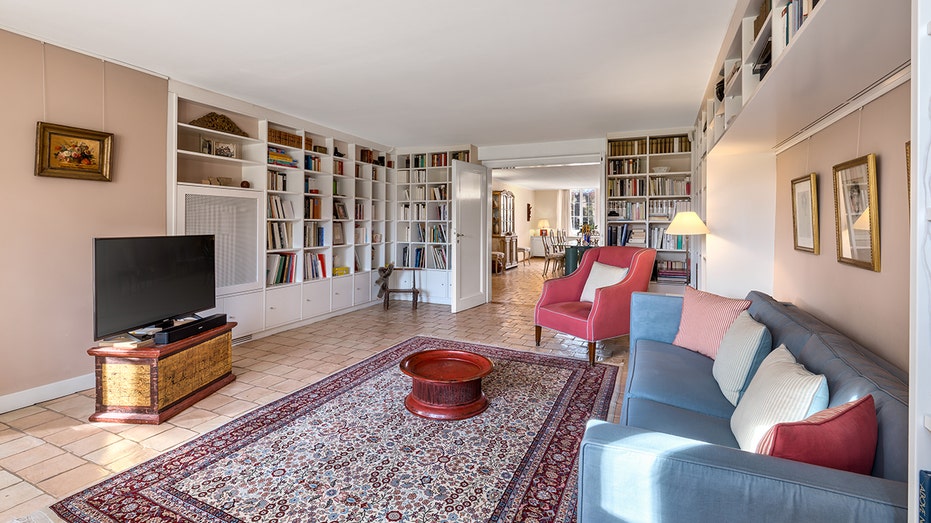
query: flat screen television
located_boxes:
[94,235,216,340]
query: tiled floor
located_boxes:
[0,258,629,522]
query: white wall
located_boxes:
[705,152,776,298]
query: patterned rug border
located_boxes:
[51,336,619,523]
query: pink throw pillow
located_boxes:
[756,395,877,475]
[672,286,751,359]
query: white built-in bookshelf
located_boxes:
[604,132,693,287]
[170,84,395,339]
[393,146,476,305]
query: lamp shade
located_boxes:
[665,211,710,235]
[537,219,551,230]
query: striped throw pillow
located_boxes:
[730,346,829,451]
[713,311,773,406]
[672,286,751,359]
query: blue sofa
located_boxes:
[577,290,908,522]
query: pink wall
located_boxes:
[0,30,168,398]
[774,84,909,370]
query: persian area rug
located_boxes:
[51,336,618,523]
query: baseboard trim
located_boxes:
[0,373,95,414]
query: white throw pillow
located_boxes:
[713,311,772,406]
[730,345,829,451]
[579,261,629,302]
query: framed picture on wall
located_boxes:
[833,154,880,272]
[791,173,819,254]
[35,122,113,181]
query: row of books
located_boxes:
[432,246,448,269]
[607,135,690,156]
[400,203,429,221]
[305,252,327,279]
[608,158,643,175]
[654,260,689,284]
[268,195,296,219]
[781,0,819,47]
[304,197,322,220]
[267,146,299,168]
[267,170,288,191]
[354,226,368,244]
[607,201,645,221]
[649,136,691,154]
[607,178,647,197]
[649,178,691,197]
[430,224,447,243]
[608,138,647,157]
[650,226,687,251]
[401,169,429,183]
[400,246,425,268]
[267,221,292,250]
[605,224,647,247]
[304,224,325,247]
[648,200,690,221]
[354,202,366,220]
[305,155,322,172]
[267,253,297,285]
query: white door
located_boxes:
[451,160,489,312]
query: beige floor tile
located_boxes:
[42,424,104,448]
[0,481,44,513]
[0,407,44,425]
[62,431,123,457]
[141,427,198,452]
[36,463,111,498]
[0,493,55,522]
[17,453,86,484]
[83,439,147,467]
[0,436,44,460]
[0,444,64,473]
[0,471,19,490]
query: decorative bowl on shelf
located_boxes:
[652,166,670,173]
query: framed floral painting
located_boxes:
[35,122,113,181]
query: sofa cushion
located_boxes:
[713,311,772,406]
[623,397,740,447]
[731,346,829,451]
[580,261,628,302]
[757,395,877,475]
[626,340,736,419]
[673,286,751,359]
[534,301,593,340]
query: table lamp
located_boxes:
[665,211,709,286]
[537,219,551,236]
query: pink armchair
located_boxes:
[534,246,656,364]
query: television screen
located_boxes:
[94,235,216,340]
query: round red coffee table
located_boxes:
[399,349,494,420]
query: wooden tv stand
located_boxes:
[87,322,236,424]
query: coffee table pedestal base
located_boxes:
[404,379,488,420]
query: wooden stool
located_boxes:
[377,264,421,310]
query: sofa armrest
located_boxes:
[629,292,683,349]
[578,421,906,523]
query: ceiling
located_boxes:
[0,1,737,150]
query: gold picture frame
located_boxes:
[35,122,113,181]
[791,173,819,254]
[833,154,880,271]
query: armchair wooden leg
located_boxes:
[587,342,596,365]
[535,325,542,346]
